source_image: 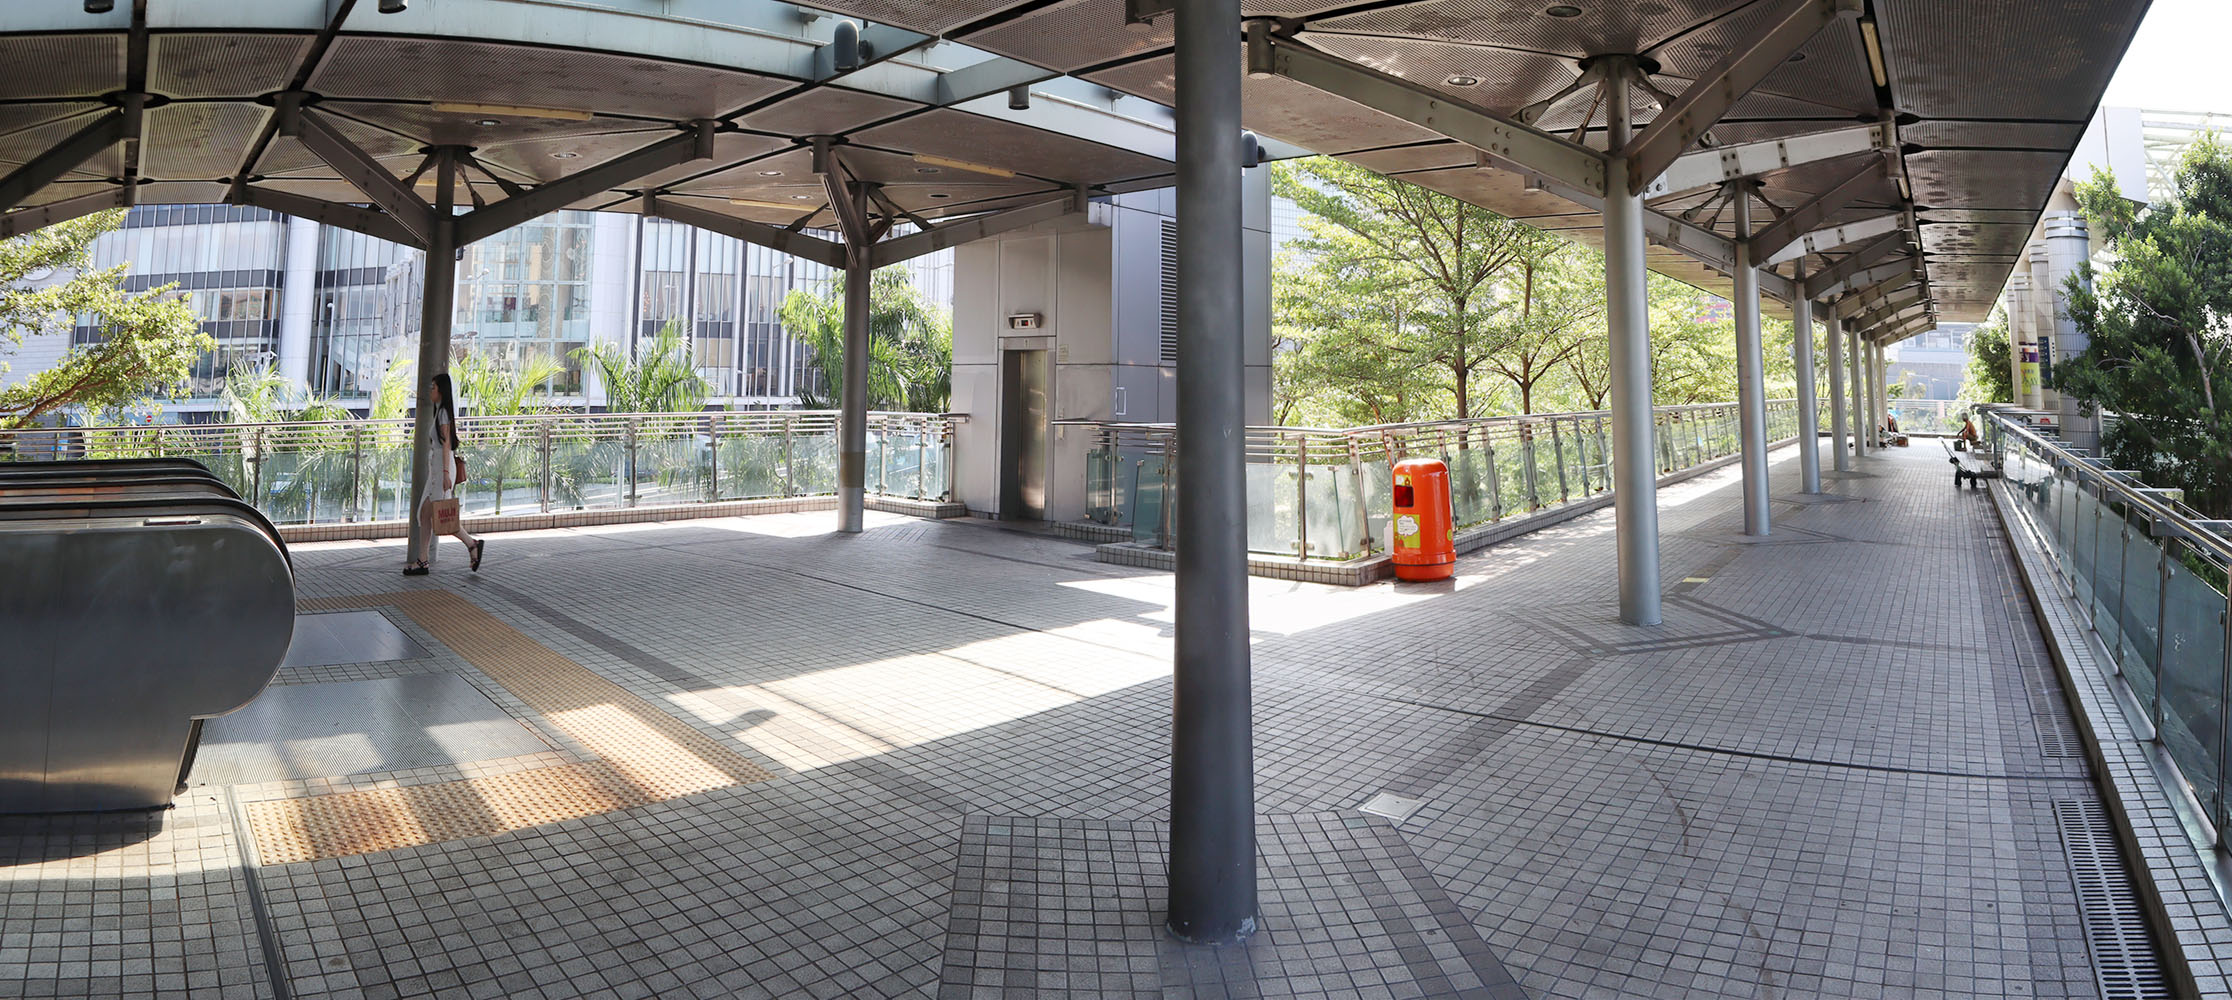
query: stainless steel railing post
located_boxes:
[1295,436,1309,560]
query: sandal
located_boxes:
[403,562,430,576]
[469,539,485,572]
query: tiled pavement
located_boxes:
[0,443,2139,998]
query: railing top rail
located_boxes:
[1983,404,2232,566]
[0,410,965,438]
[1059,398,1797,441]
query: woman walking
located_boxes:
[403,371,485,575]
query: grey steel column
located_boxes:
[1824,303,1850,471]
[2005,269,2031,409]
[1790,264,1822,492]
[839,248,870,533]
[1871,342,1887,445]
[1730,186,1770,535]
[1166,0,1256,946]
[1603,59,1662,626]
[2045,190,2097,450]
[404,149,458,568]
[2028,244,2055,414]
[1848,325,1867,457]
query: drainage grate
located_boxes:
[2052,799,2172,1000]
[2037,727,2085,759]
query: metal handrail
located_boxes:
[1984,404,2232,566]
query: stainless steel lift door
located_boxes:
[1000,349,1050,520]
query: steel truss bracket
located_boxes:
[1747,156,1890,261]
[869,188,1088,268]
[1257,30,1607,197]
[235,185,428,250]
[1515,161,1798,302]
[1801,231,1906,299]
[1643,122,1892,200]
[0,113,129,214]
[1622,0,1864,195]
[291,108,435,246]
[1851,291,1925,331]
[643,194,844,269]
[1762,210,1906,266]
[1807,255,1915,302]
[453,120,716,246]
[1126,0,1174,25]
[0,187,132,240]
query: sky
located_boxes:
[2100,0,2231,113]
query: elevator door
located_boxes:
[1000,349,1050,520]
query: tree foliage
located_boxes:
[456,350,564,417]
[1962,314,2012,404]
[779,267,952,413]
[221,362,353,424]
[1274,158,1556,419]
[572,322,709,413]
[2059,133,2232,514]
[0,210,211,428]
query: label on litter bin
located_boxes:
[1395,514,1419,546]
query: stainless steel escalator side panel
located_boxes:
[0,458,214,478]
[0,513,295,813]
[0,477,233,499]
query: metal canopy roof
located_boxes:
[0,0,2149,341]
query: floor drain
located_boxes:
[2052,799,2172,1000]
[2037,728,2084,759]
[1359,792,1426,822]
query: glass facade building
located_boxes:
[60,206,951,418]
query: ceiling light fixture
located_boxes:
[475,118,503,127]
[84,0,115,12]
[791,194,816,200]
[756,170,784,177]
[550,151,579,159]
[377,0,407,11]
[1786,52,1806,63]
[1858,17,1887,88]
[430,101,592,122]
[1544,4,1582,17]
[730,197,811,211]
[1445,75,1481,87]
[915,166,941,174]
[911,153,1015,179]
[928,193,950,199]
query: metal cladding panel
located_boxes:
[1390,163,1599,224]
[744,87,924,137]
[0,111,123,179]
[472,129,688,186]
[1313,0,1753,58]
[1342,141,1482,176]
[654,191,831,229]
[961,0,1170,73]
[1899,120,2089,152]
[1879,0,2144,120]
[320,101,663,152]
[147,32,312,100]
[850,108,1170,186]
[1243,70,1452,154]
[0,34,125,101]
[9,181,113,210]
[134,181,235,205]
[788,0,1026,34]
[671,146,824,197]
[1300,32,1579,117]
[1921,220,2030,260]
[624,132,794,191]
[1079,56,1176,107]
[1645,2,1876,116]
[257,177,413,206]
[142,103,272,179]
[309,37,789,121]
[0,102,105,139]
[1905,148,2068,212]
[1918,207,2041,225]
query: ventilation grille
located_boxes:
[1158,218,1178,366]
[2053,799,2172,1000]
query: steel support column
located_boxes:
[1165,0,1256,946]
[2045,196,2096,450]
[1869,342,1886,446]
[1824,303,1850,471]
[1602,59,1662,625]
[1848,325,1867,457]
[403,149,459,569]
[1791,267,1823,492]
[838,248,870,533]
[1730,186,1771,535]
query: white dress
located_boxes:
[420,411,456,507]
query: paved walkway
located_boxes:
[0,444,2125,999]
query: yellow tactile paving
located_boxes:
[247,592,772,864]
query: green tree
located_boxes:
[779,268,952,412]
[572,323,709,413]
[2059,134,2232,514]
[0,211,211,428]
[1961,314,2012,403]
[1272,247,1444,425]
[1481,243,1606,414]
[220,362,352,424]
[1274,157,1553,419]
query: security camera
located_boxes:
[84,0,115,12]
[378,0,409,12]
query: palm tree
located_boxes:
[218,362,354,522]
[779,268,952,413]
[452,352,563,514]
[568,324,714,503]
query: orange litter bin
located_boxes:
[1391,457,1455,581]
